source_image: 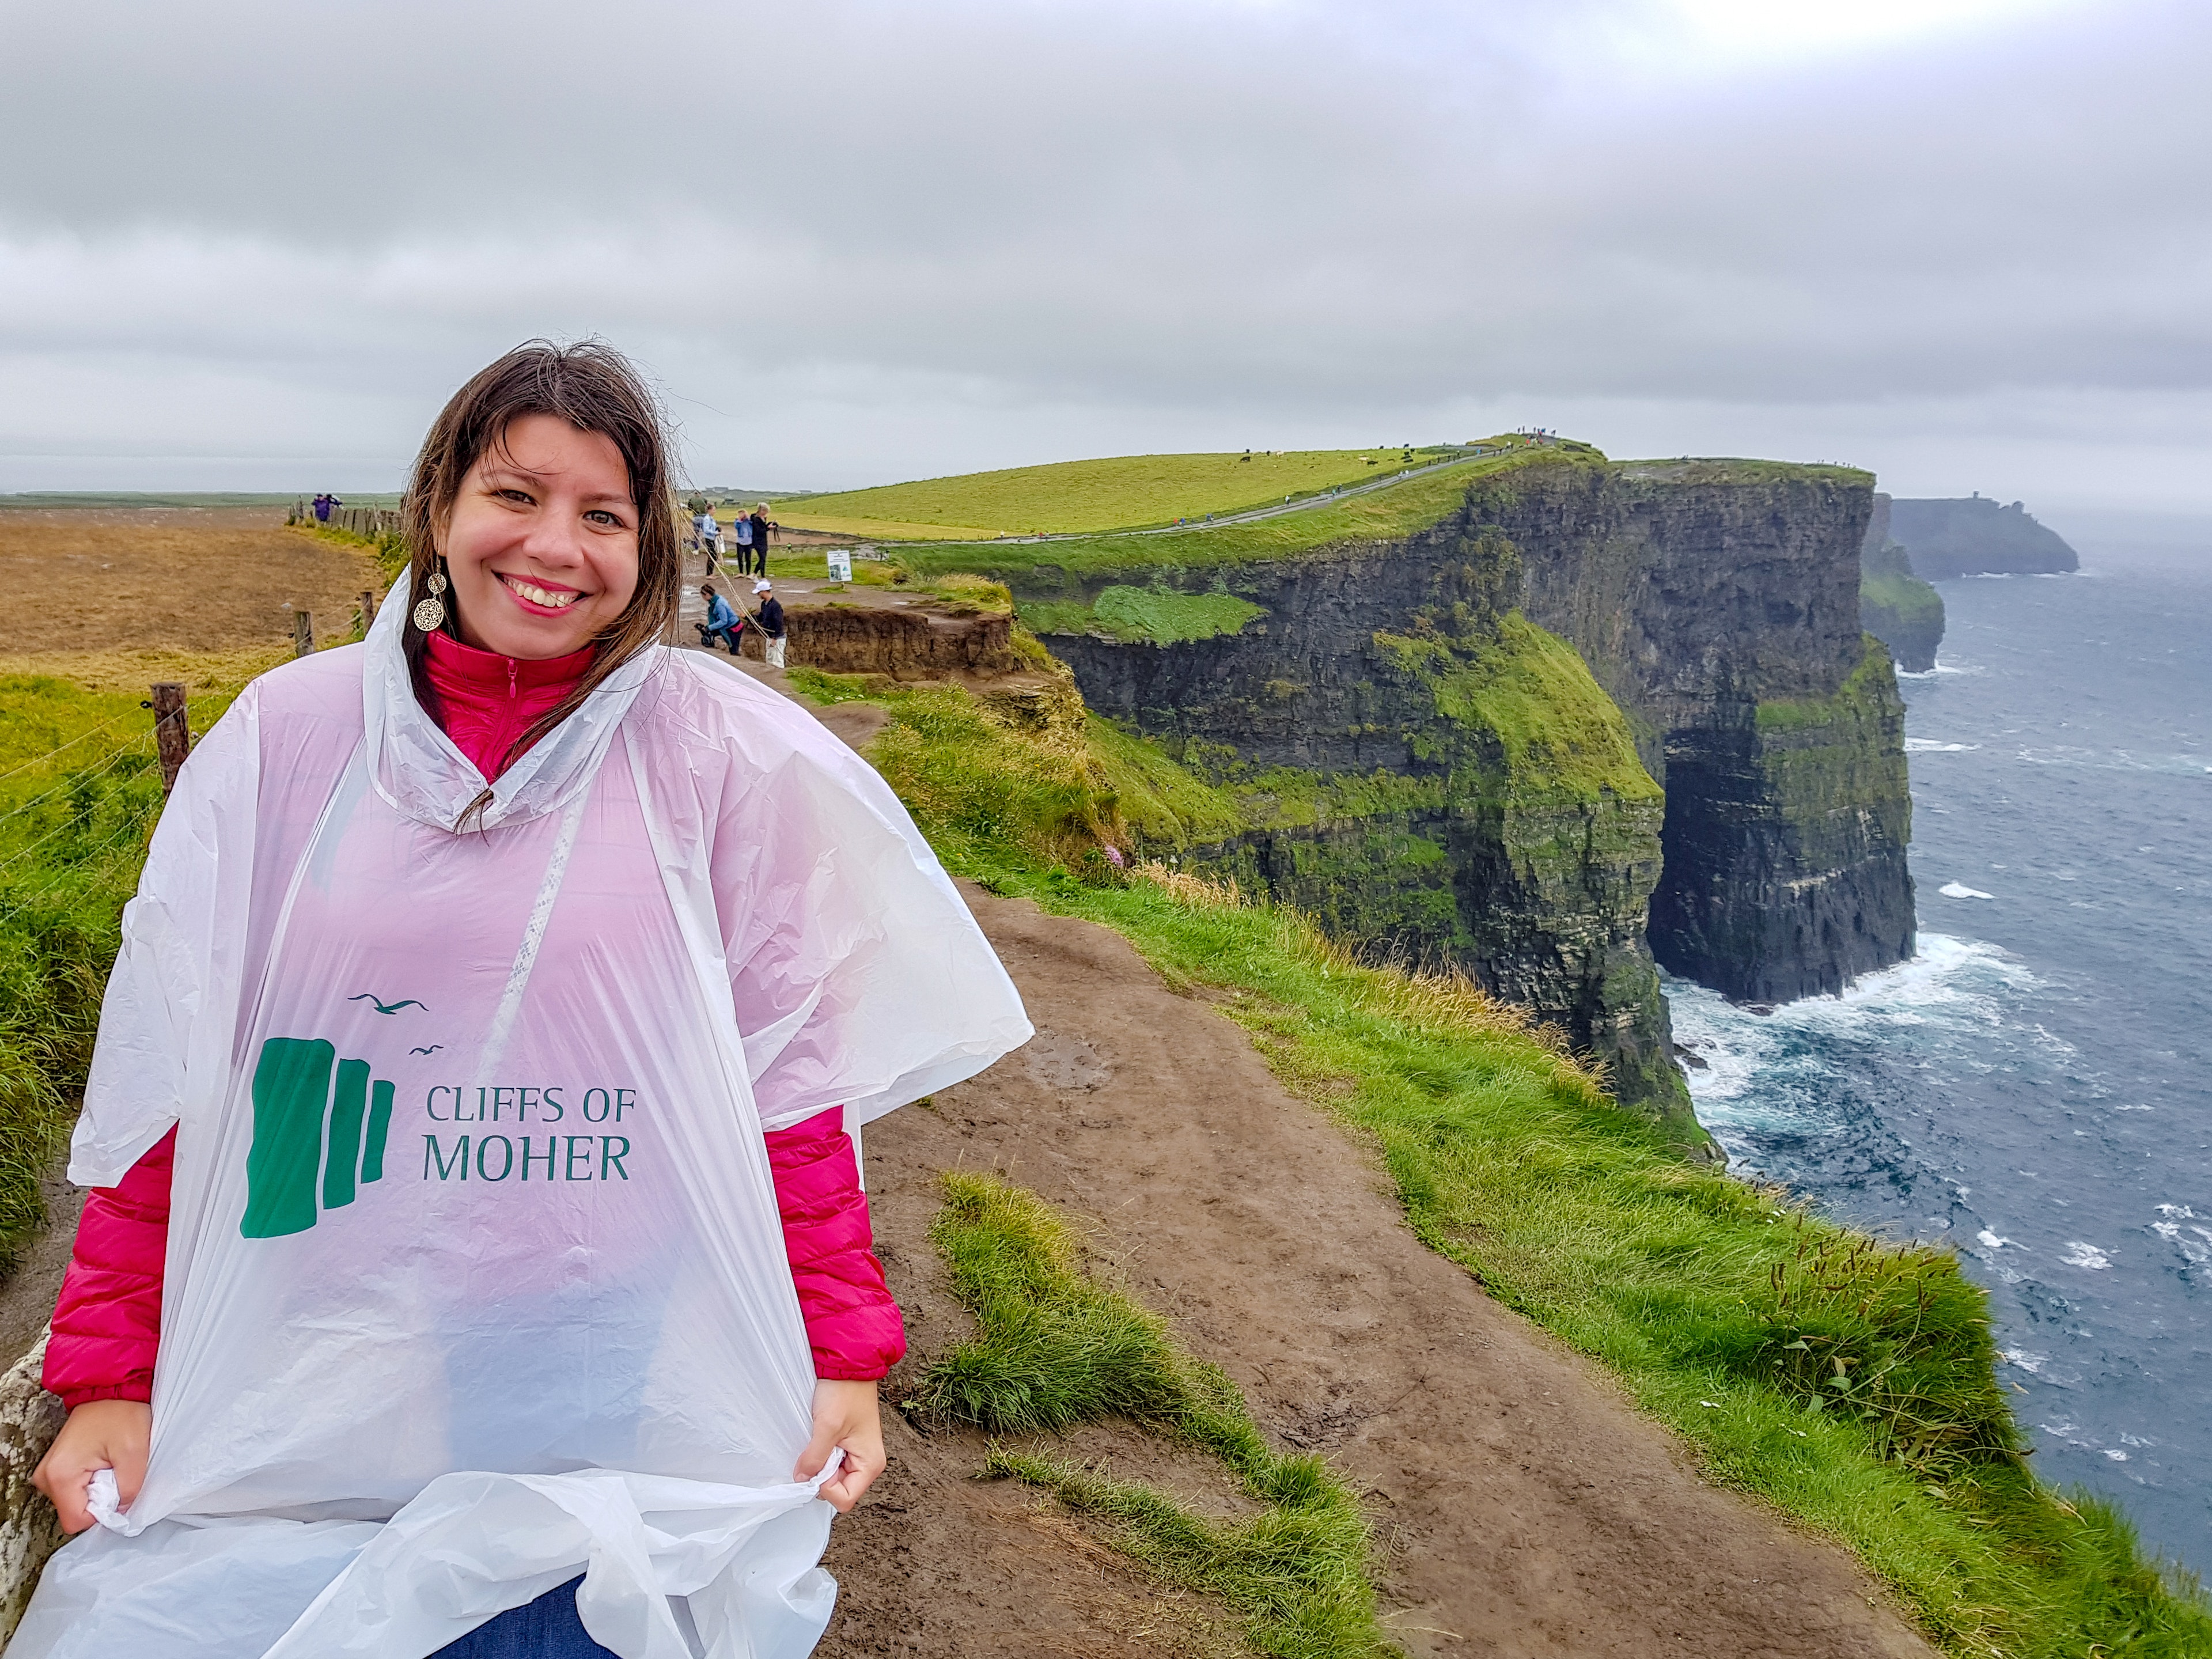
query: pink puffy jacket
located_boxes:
[43,632,905,1408]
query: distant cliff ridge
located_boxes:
[1888,495,2080,579]
[1859,493,1945,672]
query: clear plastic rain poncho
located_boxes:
[12,589,1031,1659]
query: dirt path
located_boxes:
[822,889,1936,1658]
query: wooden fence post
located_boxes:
[293,611,315,658]
[358,588,378,637]
[149,683,190,796]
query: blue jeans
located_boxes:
[433,1578,617,1658]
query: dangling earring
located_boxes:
[412,561,450,632]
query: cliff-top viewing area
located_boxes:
[2,445,2203,1659]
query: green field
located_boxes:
[778,445,1479,539]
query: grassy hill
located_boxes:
[777,444,1479,540]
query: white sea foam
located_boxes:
[2001,1349,2048,1373]
[1940,881,1995,899]
[1664,934,2035,1134]
[2105,1448,2130,1461]
[1905,739,1982,753]
[2150,1222,2211,1264]
[1978,1229,2020,1250]
[2061,1241,2113,1270]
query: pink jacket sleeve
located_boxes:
[767,1109,907,1381]
[44,1127,173,1410]
[41,1115,903,1405]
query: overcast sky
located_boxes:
[2,0,2206,522]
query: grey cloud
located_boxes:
[1,0,2208,505]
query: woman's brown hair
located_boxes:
[399,339,681,789]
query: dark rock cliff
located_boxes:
[1460,457,1916,1001]
[1857,494,1945,673]
[1029,513,1700,1143]
[1887,495,2080,579]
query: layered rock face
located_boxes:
[1039,514,1700,1140]
[1858,494,1946,673]
[1887,495,2079,578]
[1463,458,1916,1001]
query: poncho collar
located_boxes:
[362,576,660,834]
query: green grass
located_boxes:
[1861,570,1946,630]
[0,673,248,1272]
[1377,612,1661,804]
[912,449,1578,584]
[1028,585,1267,645]
[777,446,1479,540]
[1756,635,1896,734]
[1617,458,1877,487]
[783,665,2212,1657]
[918,1171,1384,1658]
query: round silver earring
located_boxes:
[412,565,450,632]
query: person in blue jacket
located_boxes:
[695,583,743,653]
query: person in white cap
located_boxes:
[753,578,787,669]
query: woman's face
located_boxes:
[440,412,641,660]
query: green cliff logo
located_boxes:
[241,1037,397,1238]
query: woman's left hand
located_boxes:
[795,1378,885,1512]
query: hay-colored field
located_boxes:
[781,448,1450,539]
[0,509,382,664]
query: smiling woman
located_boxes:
[398,341,684,788]
[13,339,1033,1659]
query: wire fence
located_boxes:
[0,688,189,904]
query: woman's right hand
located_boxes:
[33,1399,150,1534]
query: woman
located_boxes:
[18,342,1029,1658]
[747,504,773,577]
[697,582,743,654]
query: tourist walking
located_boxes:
[18,340,1029,1659]
[753,577,787,669]
[694,504,722,568]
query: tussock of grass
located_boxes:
[918,1172,1383,1658]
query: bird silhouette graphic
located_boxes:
[348,994,426,1016]
[410,1045,444,1056]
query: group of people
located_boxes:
[695,501,775,576]
[310,491,343,522]
[698,577,786,668]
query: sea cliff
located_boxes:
[940,449,1916,1146]
[1461,457,1918,1001]
[1888,495,2080,579]
[1858,493,1946,673]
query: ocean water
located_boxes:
[1664,553,2212,1570]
